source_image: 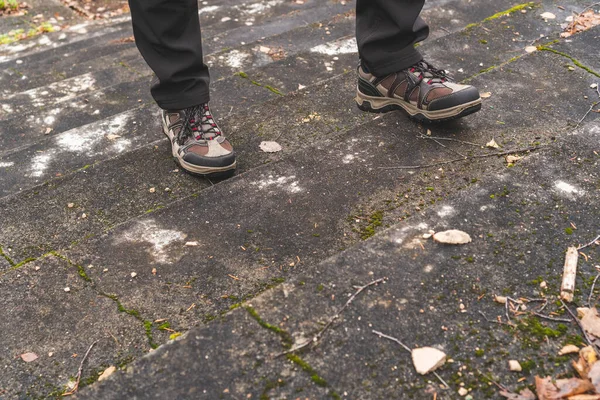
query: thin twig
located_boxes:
[418,134,483,147]
[588,273,600,307]
[532,312,571,323]
[478,310,514,327]
[62,341,98,396]
[560,299,600,357]
[578,233,600,250]
[418,135,467,159]
[372,330,412,352]
[379,146,542,170]
[577,1,600,16]
[372,330,450,389]
[277,278,386,357]
[574,101,600,130]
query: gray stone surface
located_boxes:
[81,122,600,399]
[0,0,599,398]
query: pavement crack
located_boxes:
[537,46,600,78]
[0,245,16,267]
[100,292,158,349]
[244,306,340,399]
[234,71,285,96]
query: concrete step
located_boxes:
[2,0,600,397]
[79,118,600,399]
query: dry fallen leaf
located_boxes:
[588,362,600,393]
[481,92,492,98]
[98,366,116,382]
[525,46,537,53]
[20,352,38,362]
[486,138,500,149]
[499,388,536,400]
[554,377,594,398]
[580,309,600,338]
[505,155,522,164]
[559,344,580,355]
[494,295,508,304]
[106,134,121,140]
[411,347,446,374]
[432,230,472,245]
[259,141,283,153]
[540,12,556,19]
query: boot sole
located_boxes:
[161,114,236,179]
[355,89,482,124]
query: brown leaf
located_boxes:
[20,352,38,362]
[499,388,536,399]
[588,362,600,393]
[554,377,594,397]
[536,376,558,400]
[574,354,592,380]
[580,308,600,338]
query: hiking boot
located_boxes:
[161,103,236,178]
[355,60,481,123]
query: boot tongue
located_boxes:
[198,105,221,140]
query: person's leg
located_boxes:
[128,0,210,110]
[354,0,481,123]
[128,0,235,177]
[356,0,428,77]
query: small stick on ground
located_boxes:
[589,273,600,308]
[532,312,571,323]
[578,233,600,251]
[62,341,98,396]
[276,278,386,357]
[417,134,468,158]
[372,330,450,389]
[560,299,600,357]
[418,135,483,147]
[478,310,514,327]
[379,146,542,170]
[561,247,579,302]
[574,102,600,130]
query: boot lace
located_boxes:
[409,61,452,85]
[177,104,222,145]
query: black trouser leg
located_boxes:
[356,0,429,77]
[128,0,210,110]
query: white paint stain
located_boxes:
[223,50,251,69]
[342,154,355,164]
[198,5,220,14]
[0,161,15,168]
[240,0,283,14]
[116,219,187,264]
[251,175,303,193]
[56,112,130,153]
[30,152,54,178]
[555,181,584,195]
[311,38,357,55]
[437,205,456,218]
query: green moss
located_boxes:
[565,227,573,235]
[234,72,285,96]
[317,284,324,292]
[286,354,327,387]
[169,332,182,340]
[479,39,488,44]
[157,321,171,330]
[101,292,157,349]
[537,47,600,78]
[245,306,293,347]
[0,246,16,266]
[475,349,485,357]
[360,210,384,240]
[520,360,536,373]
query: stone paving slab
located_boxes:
[80,119,600,399]
[0,255,148,398]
